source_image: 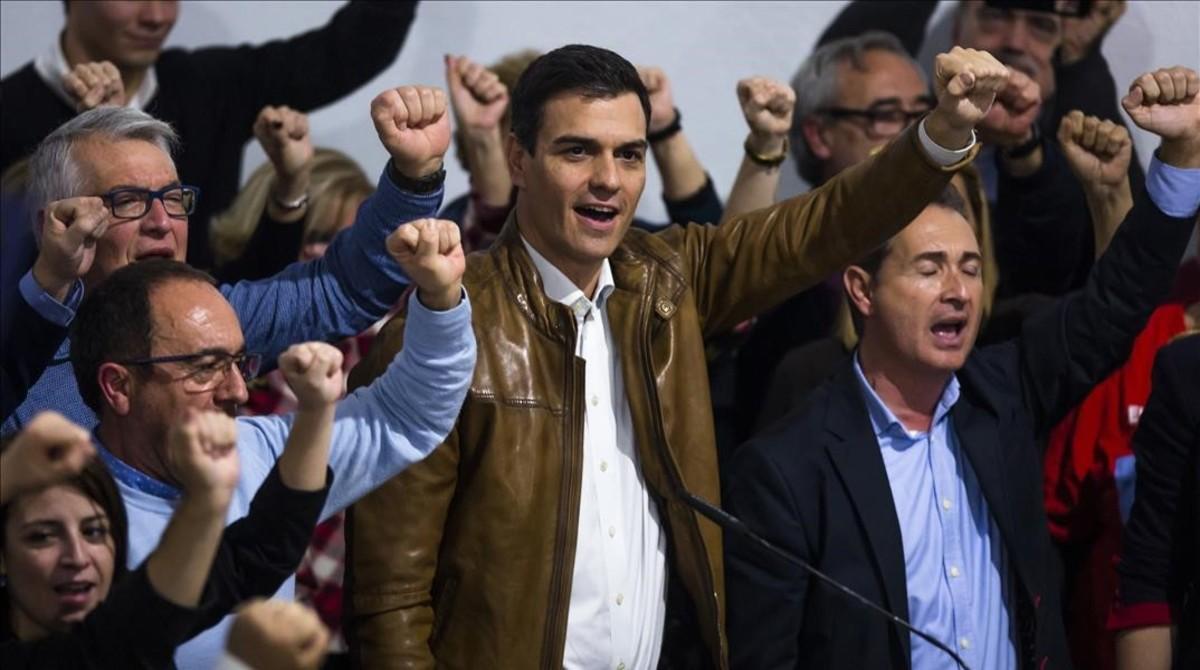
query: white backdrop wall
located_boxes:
[2,0,1197,223]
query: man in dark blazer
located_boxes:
[724,65,1200,670]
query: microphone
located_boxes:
[680,491,972,670]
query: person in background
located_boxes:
[0,0,421,268]
[1111,335,1200,670]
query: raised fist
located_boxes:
[1121,67,1200,142]
[737,76,795,152]
[253,106,314,179]
[638,66,678,135]
[386,218,465,312]
[0,412,94,503]
[978,67,1042,148]
[32,196,114,300]
[445,55,509,134]
[1061,1,1126,67]
[371,85,451,180]
[931,47,1010,132]
[228,599,330,670]
[1058,111,1132,191]
[279,342,345,411]
[63,61,124,112]
[167,410,240,502]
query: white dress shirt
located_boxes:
[35,32,158,110]
[522,238,667,670]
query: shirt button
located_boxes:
[616,593,624,606]
[942,498,952,511]
[590,395,599,407]
[949,566,961,578]
[600,460,608,472]
[608,526,616,538]
[617,664,626,670]
[959,637,971,650]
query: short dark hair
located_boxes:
[847,184,971,334]
[509,44,651,154]
[70,259,216,413]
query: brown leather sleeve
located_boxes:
[669,123,978,336]
[344,313,461,669]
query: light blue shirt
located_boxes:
[853,355,1017,670]
[98,293,474,670]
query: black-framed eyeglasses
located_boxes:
[117,350,262,391]
[99,185,200,220]
[819,103,933,140]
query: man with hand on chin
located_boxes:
[724,66,1200,670]
[347,44,1009,669]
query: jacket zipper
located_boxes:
[638,289,724,666]
[541,310,584,669]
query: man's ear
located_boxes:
[506,133,527,189]
[801,117,833,161]
[98,363,134,416]
[844,265,875,322]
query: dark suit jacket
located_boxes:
[1116,335,1200,669]
[724,190,1196,670]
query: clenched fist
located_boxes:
[371,85,451,180]
[1123,66,1200,169]
[386,218,465,312]
[32,196,115,300]
[228,599,330,670]
[737,76,795,155]
[978,68,1042,148]
[638,66,678,135]
[279,342,345,411]
[926,47,1011,148]
[445,55,509,134]
[253,106,314,179]
[1058,111,1132,191]
[63,61,124,112]
[167,410,240,504]
[0,412,94,505]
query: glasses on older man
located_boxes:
[820,100,935,140]
[117,350,262,391]
[99,185,200,220]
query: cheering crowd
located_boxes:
[1,1,1197,669]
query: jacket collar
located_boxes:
[821,362,913,664]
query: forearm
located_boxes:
[721,134,786,224]
[461,130,511,208]
[1084,183,1133,258]
[1115,626,1174,670]
[278,403,335,491]
[264,168,311,224]
[146,493,228,607]
[651,132,708,202]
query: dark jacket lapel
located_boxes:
[822,364,913,663]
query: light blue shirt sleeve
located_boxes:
[18,269,84,327]
[237,290,475,518]
[1145,154,1200,218]
[221,168,444,368]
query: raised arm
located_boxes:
[679,47,1004,336]
[720,77,795,224]
[1058,110,1134,257]
[224,85,452,368]
[1016,67,1200,433]
[446,54,513,211]
[0,412,94,505]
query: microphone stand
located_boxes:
[681,491,972,670]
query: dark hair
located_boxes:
[509,44,651,154]
[847,184,971,334]
[70,259,216,413]
[0,455,128,638]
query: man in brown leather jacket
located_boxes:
[345,43,1008,669]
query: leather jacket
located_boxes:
[345,125,973,669]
